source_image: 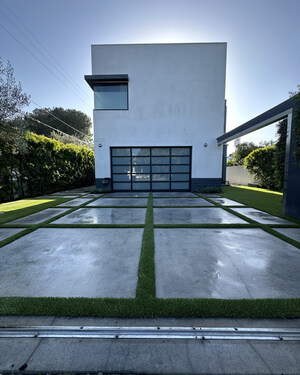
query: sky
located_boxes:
[0,0,299,153]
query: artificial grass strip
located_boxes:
[0,198,70,225]
[260,225,300,249]
[0,296,299,318]
[0,226,39,248]
[43,224,145,229]
[220,185,300,224]
[0,198,55,212]
[154,223,260,229]
[136,192,156,299]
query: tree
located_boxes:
[244,146,277,189]
[50,130,93,150]
[0,58,30,122]
[23,107,92,139]
[232,142,259,165]
[273,119,287,190]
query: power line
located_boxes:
[21,111,87,145]
[0,16,93,110]
[1,2,92,104]
[31,101,90,138]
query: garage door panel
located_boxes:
[152,157,170,164]
[132,182,150,190]
[111,147,191,191]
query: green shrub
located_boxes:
[196,186,222,193]
[0,131,95,202]
[273,119,287,191]
[244,146,276,189]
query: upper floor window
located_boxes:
[94,83,128,110]
[84,74,129,110]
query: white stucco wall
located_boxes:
[91,43,227,180]
[226,166,260,186]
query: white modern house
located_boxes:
[85,42,227,192]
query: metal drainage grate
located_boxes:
[0,326,300,341]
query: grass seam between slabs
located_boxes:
[136,192,156,299]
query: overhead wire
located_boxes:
[19,111,88,145]
[0,10,93,110]
[1,2,92,105]
[31,100,90,138]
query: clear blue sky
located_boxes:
[1,0,299,152]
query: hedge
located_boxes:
[244,146,277,190]
[0,131,94,202]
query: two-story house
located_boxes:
[85,42,227,192]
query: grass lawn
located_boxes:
[0,188,300,318]
[219,185,300,224]
[0,197,73,225]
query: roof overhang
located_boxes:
[84,74,129,90]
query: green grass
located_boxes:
[0,296,299,318]
[219,185,300,224]
[136,193,155,299]
[0,186,300,318]
[0,197,72,225]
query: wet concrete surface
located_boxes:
[21,337,300,374]
[87,198,148,207]
[0,228,143,297]
[230,207,293,224]
[209,197,245,206]
[272,227,300,243]
[153,207,247,224]
[153,192,198,197]
[155,228,300,298]
[153,198,213,206]
[7,208,69,225]
[50,192,83,196]
[105,192,149,197]
[57,198,94,207]
[52,207,146,224]
[0,228,25,241]
[199,193,221,198]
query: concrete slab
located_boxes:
[154,207,247,224]
[52,208,146,224]
[106,192,149,197]
[50,193,82,196]
[199,194,221,198]
[7,208,69,225]
[0,338,41,370]
[155,228,300,299]
[24,337,300,374]
[153,198,213,206]
[0,228,25,241]
[0,316,55,326]
[51,316,300,328]
[87,198,148,207]
[57,198,94,207]
[230,207,293,224]
[272,227,300,243]
[83,193,104,198]
[0,228,143,297]
[153,192,198,197]
[209,197,245,206]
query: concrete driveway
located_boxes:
[0,190,300,299]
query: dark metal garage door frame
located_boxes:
[110,146,192,192]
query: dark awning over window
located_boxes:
[84,74,129,90]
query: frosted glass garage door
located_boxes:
[111,147,191,191]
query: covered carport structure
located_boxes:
[217,95,300,218]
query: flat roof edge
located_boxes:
[90,42,227,47]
